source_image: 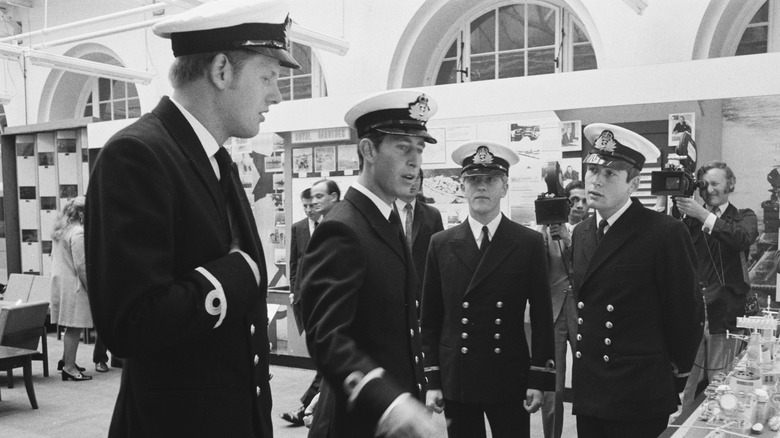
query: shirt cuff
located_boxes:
[701,213,717,234]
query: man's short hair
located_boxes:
[565,180,585,198]
[169,50,253,88]
[626,167,641,183]
[697,161,736,193]
[357,132,387,172]
[300,188,312,200]
[314,179,341,201]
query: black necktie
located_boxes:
[597,219,608,242]
[479,226,490,256]
[389,210,408,255]
[214,147,242,248]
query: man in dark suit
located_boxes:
[84,1,299,436]
[299,90,438,437]
[571,123,702,438]
[421,140,556,438]
[311,179,341,218]
[394,169,444,302]
[677,161,758,412]
[280,187,322,426]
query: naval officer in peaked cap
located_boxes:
[299,89,438,437]
[85,1,298,437]
[420,140,556,438]
[570,124,702,438]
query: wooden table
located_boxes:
[0,346,38,409]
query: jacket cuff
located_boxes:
[528,362,556,392]
[424,366,441,390]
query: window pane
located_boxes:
[471,9,496,54]
[444,40,458,58]
[128,98,141,118]
[527,4,556,48]
[572,22,589,44]
[750,2,769,23]
[436,59,458,85]
[498,5,524,51]
[99,102,111,121]
[470,53,495,81]
[527,48,555,76]
[573,44,597,71]
[83,102,92,117]
[128,84,138,98]
[98,78,110,101]
[736,26,768,56]
[498,51,524,79]
[293,44,312,75]
[112,80,126,99]
[279,78,291,101]
[293,76,312,100]
[113,100,127,120]
[280,65,291,79]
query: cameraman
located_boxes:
[677,161,758,412]
[539,180,588,438]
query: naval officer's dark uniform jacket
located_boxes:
[299,186,425,437]
[420,215,556,407]
[85,96,273,437]
[570,198,703,420]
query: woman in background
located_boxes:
[50,196,92,381]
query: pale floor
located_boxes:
[0,331,576,438]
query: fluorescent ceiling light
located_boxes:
[26,51,154,85]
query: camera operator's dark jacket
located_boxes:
[684,203,758,334]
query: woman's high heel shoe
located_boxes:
[57,360,85,372]
[62,369,92,381]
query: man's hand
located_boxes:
[548,224,571,247]
[425,389,445,414]
[524,389,543,413]
[675,197,710,222]
[376,394,437,438]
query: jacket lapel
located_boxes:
[466,216,514,294]
[582,200,643,285]
[448,221,481,277]
[347,188,407,264]
[411,203,424,244]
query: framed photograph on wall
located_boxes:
[337,144,359,172]
[560,120,582,152]
[669,112,695,146]
[293,147,313,174]
[314,146,337,173]
[264,153,283,172]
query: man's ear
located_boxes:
[209,53,232,90]
[358,138,376,165]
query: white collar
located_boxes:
[170,97,220,170]
[596,198,633,227]
[468,213,503,242]
[394,198,417,211]
[352,182,393,221]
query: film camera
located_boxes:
[535,161,570,227]
[650,132,708,197]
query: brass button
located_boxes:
[495,318,502,325]
[606,321,613,329]
[461,318,469,325]
[461,347,469,354]
[416,300,419,308]
[575,351,582,358]
[603,355,610,362]
[578,318,583,325]
[496,301,503,308]
[494,348,502,354]
[254,355,259,365]
[410,329,415,337]
[576,334,582,341]
[577,302,584,309]
[461,332,468,339]
[418,384,422,391]
[462,302,470,309]
[415,356,419,364]
[256,386,261,396]
[250,324,255,335]
[604,338,611,346]
[606,304,614,312]
[494,333,501,340]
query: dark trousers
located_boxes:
[93,333,109,363]
[443,399,529,438]
[576,414,668,438]
[300,371,322,406]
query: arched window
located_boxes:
[434,1,596,85]
[80,78,141,121]
[278,43,327,100]
[735,0,776,55]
